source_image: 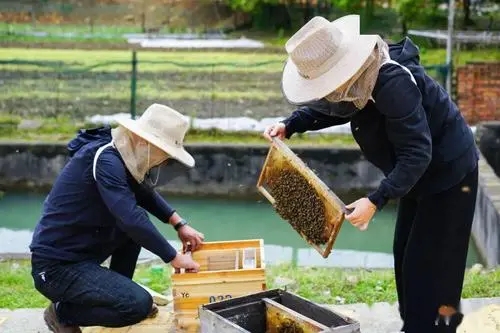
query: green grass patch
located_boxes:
[0,116,356,147]
[0,87,282,102]
[0,48,286,73]
[0,260,498,309]
[1,47,499,74]
[0,33,127,45]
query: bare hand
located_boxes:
[177,225,204,251]
[345,197,377,231]
[171,253,200,272]
[263,122,286,142]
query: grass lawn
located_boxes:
[0,259,498,309]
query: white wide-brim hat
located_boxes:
[117,103,195,168]
[281,15,379,105]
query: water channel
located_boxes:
[0,192,481,269]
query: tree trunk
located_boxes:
[365,0,375,25]
[462,0,474,28]
[402,19,408,36]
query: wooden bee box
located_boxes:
[257,137,349,259]
[171,239,267,333]
[199,289,361,333]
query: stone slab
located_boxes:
[0,297,498,333]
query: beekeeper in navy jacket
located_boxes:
[265,15,478,333]
[30,104,204,332]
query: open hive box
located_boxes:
[172,239,267,333]
[199,289,361,333]
[257,138,349,258]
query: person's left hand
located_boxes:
[345,197,377,231]
[177,225,205,251]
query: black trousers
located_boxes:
[32,239,149,327]
[394,166,478,333]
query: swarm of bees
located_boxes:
[276,318,304,333]
[268,168,327,245]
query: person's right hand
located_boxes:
[263,122,287,142]
[171,253,200,273]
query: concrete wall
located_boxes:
[1,140,499,267]
[0,142,384,200]
[473,122,500,268]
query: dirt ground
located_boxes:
[458,304,500,333]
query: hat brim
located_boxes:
[281,17,379,105]
[116,118,195,168]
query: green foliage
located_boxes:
[0,116,21,137]
[223,0,277,12]
[396,0,423,25]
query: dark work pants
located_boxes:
[31,239,152,327]
[394,167,478,333]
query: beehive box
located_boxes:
[199,289,361,333]
[257,137,350,259]
[172,239,267,333]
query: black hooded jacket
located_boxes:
[282,37,478,210]
[30,126,178,263]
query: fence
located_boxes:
[0,0,232,35]
[0,50,449,123]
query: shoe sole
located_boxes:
[44,311,58,333]
[148,305,159,319]
[44,308,82,333]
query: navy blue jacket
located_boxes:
[29,127,178,263]
[282,37,478,210]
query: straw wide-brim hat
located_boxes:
[281,15,379,105]
[116,103,195,168]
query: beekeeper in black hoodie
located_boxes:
[264,15,478,333]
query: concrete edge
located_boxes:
[474,151,500,267]
[0,140,359,150]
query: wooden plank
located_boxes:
[173,279,265,296]
[258,240,265,269]
[175,313,202,333]
[171,240,264,273]
[256,138,348,258]
[193,240,263,251]
[190,249,239,272]
[172,268,265,284]
[263,297,329,333]
[171,239,267,332]
[173,284,266,312]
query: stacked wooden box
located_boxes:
[171,239,267,332]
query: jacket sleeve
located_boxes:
[368,65,432,210]
[95,153,178,263]
[135,186,176,225]
[282,101,351,139]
